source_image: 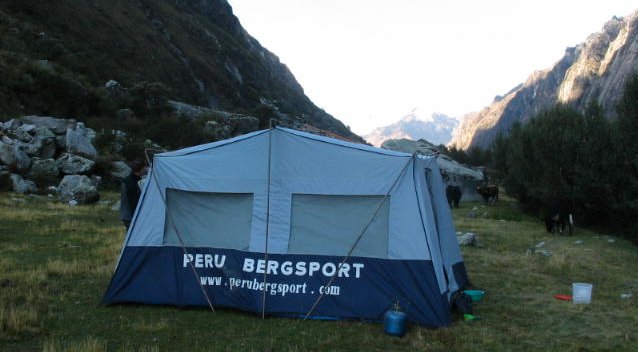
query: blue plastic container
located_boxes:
[383,309,407,337]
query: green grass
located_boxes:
[1,193,637,351]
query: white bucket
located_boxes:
[572,283,593,304]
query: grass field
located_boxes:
[1,192,637,351]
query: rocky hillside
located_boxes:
[0,0,360,141]
[364,110,458,147]
[451,10,638,150]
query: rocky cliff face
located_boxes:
[364,110,458,147]
[0,0,360,141]
[450,11,638,150]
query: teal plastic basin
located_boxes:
[464,290,485,302]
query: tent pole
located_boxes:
[303,152,418,320]
[147,155,217,314]
[261,127,274,319]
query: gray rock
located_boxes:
[65,122,98,160]
[55,135,66,149]
[105,79,120,89]
[19,124,37,134]
[58,175,99,204]
[0,140,16,168]
[29,158,60,183]
[111,200,121,212]
[28,126,58,159]
[14,145,31,172]
[536,249,552,257]
[110,161,131,179]
[90,175,102,188]
[38,137,57,159]
[10,174,37,194]
[457,233,477,246]
[56,153,95,174]
[1,135,13,144]
[16,139,41,156]
[34,126,56,139]
[20,116,74,135]
[7,127,32,142]
[105,80,128,102]
[46,185,59,195]
[2,118,22,131]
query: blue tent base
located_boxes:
[104,246,453,327]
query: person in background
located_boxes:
[120,158,148,230]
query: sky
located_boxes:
[227,0,637,135]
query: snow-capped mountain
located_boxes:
[364,109,458,147]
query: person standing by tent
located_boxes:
[120,158,148,229]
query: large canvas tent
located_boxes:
[103,127,469,327]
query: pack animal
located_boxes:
[446,185,462,208]
[543,201,573,235]
[476,185,499,205]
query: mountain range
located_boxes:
[0,0,360,141]
[364,110,458,147]
[450,10,638,150]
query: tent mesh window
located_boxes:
[288,194,390,258]
[163,189,253,249]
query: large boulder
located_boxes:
[29,158,60,186]
[10,174,37,194]
[0,140,16,168]
[20,116,74,135]
[58,175,99,204]
[56,153,95,174]
[14,145,32,173]
[2,119,22,131]
[65,122,98,160]
[33,126,57,159]
[0,141,33,173]
[5,123,32,142]
[110,161,131,179]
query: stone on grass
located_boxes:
[58,175,99,205]
[457,233,477,246]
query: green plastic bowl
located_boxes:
[464,289,485,302]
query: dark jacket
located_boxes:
[120,172,141,222]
